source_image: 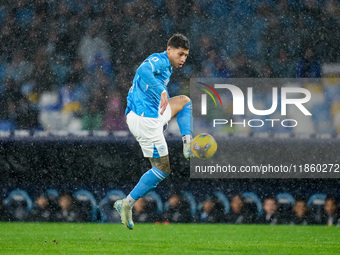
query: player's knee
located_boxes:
[181,95,191,105]
[179,95,190,110]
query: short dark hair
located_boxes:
[167,33,190,50]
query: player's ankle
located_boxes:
[125,195,136,208]
[182,135,192,144]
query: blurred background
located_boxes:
[0,0,339,225]
[0,0,340,133]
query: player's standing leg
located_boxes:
[114,155,170,229]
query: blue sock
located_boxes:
[177,101,192,136]
[129,167,168,200]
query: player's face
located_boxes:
[167,46,189,68]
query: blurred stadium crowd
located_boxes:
[0,0,340,132]
[1,188,339,226]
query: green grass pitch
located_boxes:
[1,223,340,254]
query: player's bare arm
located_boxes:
[160,91,168,115]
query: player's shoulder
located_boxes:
[146,51,170,67]
[147,51,167,61]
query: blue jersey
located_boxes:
[126,51,173,118]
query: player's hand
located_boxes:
[160,90,168,115]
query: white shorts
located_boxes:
[126,105,172,158]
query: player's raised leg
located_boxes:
[169,95,192,159]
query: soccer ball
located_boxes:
[191,133,217,159]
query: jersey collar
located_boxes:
[163,51,172,69]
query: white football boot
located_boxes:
[114,199,134,230]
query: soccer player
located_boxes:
[114,34,192,229]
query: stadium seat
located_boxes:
[74,189,98,223]
[214,191,230,214]
[45,189,59,199]
[276,193,295,223]
[144,191,164,215]
[98,190,126,223]
[0,120,14,131]
[307,193,327,207]
[181,191,197,217]
[307,193,327,224]
[3,189,33,221]
[276,193,295,205]
[242,192,263,216]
